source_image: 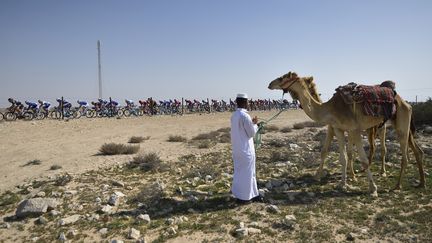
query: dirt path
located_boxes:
[0,110,310,193]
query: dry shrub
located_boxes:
[218,132,231,143]
[99,143,139,155]
[168,135,188,142]
[281,126,293,133]
[129,182,166,207]
[265,125,279,132]
[198,140,213,149]
[129,136,150,143]
[293,123,306,130]
[217,127,230,133]
[268,139,286,148]
[55,173,73,186]
[50,165,62,170]
[193,131,220,140]
[270,151,290,162]
[23,159,42,166]
[129,152,169,172]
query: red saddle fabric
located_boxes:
[335,82,396,120]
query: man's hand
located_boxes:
[252,116,258,124]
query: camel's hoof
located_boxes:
[380,172,387,177]
[370,191,378,198]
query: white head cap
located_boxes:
[236,93,248,99]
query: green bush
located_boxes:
[412,98,432,126]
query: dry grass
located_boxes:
[99,143,140,155]
[280,126,293,133]
[218,132,231,143]
[23,159,42,166]
[128,152,169,172]
[54,173,73,186]
[265,125,280,132]
[128,136,150,143]
[168,135,188,142]
[198,140,213,149]
[294,121,325,129]
[193,131,220,140]
[50,164,62,170]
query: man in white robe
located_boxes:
[230,93,261,203]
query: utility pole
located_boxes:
[97,40,102,99]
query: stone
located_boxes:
[265,181,273,190]
[99,228,108,235]
[205,175,212,182]
[249,222,259,227]
[100,205,113,214]
[36,191,46,197]
[128,228,140,240]
[31,237,39,242]
[346,232,358,241]
[64,190,78,196]
[289,143,300,149]
[247,227,262,235]
[101,184,110,191]
[238,222,245,228]
[235,228,248,237]
[108,194,121,206]
[95,197,102,204]
[271,179,284,187]
[126,186,133,190]
[137,214,151,224]
[67,229,78,237]
[112,180,125,187]
[37,216,48,225]
[59,214,81,226]
[283,214,297,228]
[15,198,60,218]
[266,205,281,214]
[49,210,61,216]
[59,232,67,241]
[424,126,432,134]
[167,226,177,235]
[113,191,126,197]
[110,240,124,243]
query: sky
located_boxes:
[1,0,431,107]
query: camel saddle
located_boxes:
[335,81,397,121]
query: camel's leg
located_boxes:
[408,130,425,188]
[393,110,411,191]
[346,133,356,181]
[367,127,376,167]
[315,125,334,180]
[378,125,387,176]
[351,130,378,197]
[334,128,348,188]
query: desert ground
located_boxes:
[0,110,431,242]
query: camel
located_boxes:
[302,78,388,179]
[268,72,425,196]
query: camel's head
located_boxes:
[268,71,299,93]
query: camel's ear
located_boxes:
[291,72,298,78]
[305,76,314,84]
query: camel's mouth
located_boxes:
[268,71,299,91]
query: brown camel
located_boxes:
[302,78,388,179]
[268,72,425,195]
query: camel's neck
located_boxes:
[291,82,328,123]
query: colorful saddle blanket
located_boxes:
[335,81,396,120]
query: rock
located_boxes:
[0,223,11,229]
[37,216,48,225]
[113,191,126,197]
[283,215,297,228]
[100,204,113,214]
[347,232,358,241]
[88,213,100,221]
[424,126,432,134]
[59,232,67,241]
[128,228,140,240]
[266,205,281,214]
[108,194,121,206]
[289,143,300,149]
[31,237,39,242]
[137,214,151,224]
[307,192,315,197]
[59,214,81,226]
[247,227,262,235]
[126,186,133,190]
[238,222,245,228]
[167,226,177,235]
[15,198,60,218]
[110,240,124,243]
[281,184,289,191]
[67,229,78,237]
[205,175,212,182]
[235,228,248,237]
[99,228,108,235]
[249,222,259,227]
[265,181,273,190]
[49,210,61,217]
[95,197,102,204]
[36,191,46,197]
[64,190,78,196]
[101,184,110,191]
[271,179,284,187]
[112,180,125,187]
[166,218,175,225]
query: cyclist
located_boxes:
[77,100,88,107]
[7,98,23,113]
[38,100,51,113]
[25,100,38,111]
[125,99,134,109]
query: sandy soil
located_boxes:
[0,110,310,193]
